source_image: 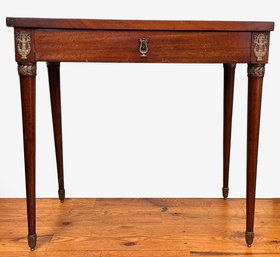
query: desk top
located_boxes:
[6,17,274,31]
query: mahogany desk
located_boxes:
[6,17,274,250]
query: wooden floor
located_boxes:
[1,198,280,256]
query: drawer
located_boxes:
[34,29,251,63]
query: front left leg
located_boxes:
[18,63,37,250]
[245,64,265,247]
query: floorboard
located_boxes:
[0,198,280,257]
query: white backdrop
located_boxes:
[0,0,279,198]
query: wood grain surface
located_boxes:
[34,30,251,63]
[6,17,275,31]
[0,198,280,256]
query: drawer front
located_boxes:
[35,30,251,63]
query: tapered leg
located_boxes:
[245,64,265,247]
[47,62,65,203]
[18,63,37,250]
[223,64,236,199]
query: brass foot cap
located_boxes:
[28,233,37,250]
[245,231,254,247]
[222,187,229,199]
[58,189,65,203]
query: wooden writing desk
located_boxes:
[6,17,274,250]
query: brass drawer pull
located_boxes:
[139,38,149,57]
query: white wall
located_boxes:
[0,0,279,198]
